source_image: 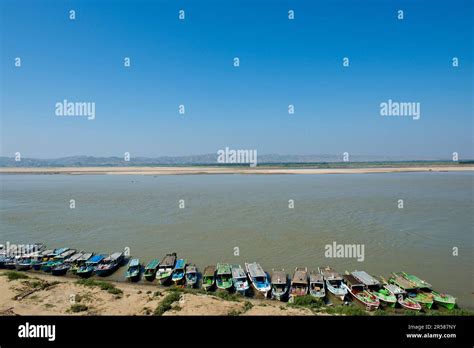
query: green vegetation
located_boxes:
[2,271,29,281]
[154,292,181,316]
[215,291,240,302]
[243,301,253,312]
[288,295,324,311]
[325,305,369,316]
[227,309,241,316]
[76,279,123,295]
[69,304,88,313]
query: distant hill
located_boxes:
[0,154,466,167]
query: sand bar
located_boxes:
[1,165,473,175]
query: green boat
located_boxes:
[352,271,397,308]
[399,272,434,309]
[216,263,233,291]
[431,291,456,310]
[402,272,457,310]
[202,265,216,291]
[144,259,160,281]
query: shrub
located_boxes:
[154,292,181,316]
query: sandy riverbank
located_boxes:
[1,165,473,175]
[0,270,312,316]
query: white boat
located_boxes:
[245,262,271,297]
[309,270,325,298]
[231,264,249,295]
[318,266,347,301]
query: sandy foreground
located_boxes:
[0,270,312,316]
[1,165,473,175]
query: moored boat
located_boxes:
[144,259,160,281]
[156,252,177,285]
[245,262,271,297]
[401,272,455,309]
[309,270,325,299]
[318,266,347,301]
[289,267,308,303]
[431,290,456,310]
[185,264,198,288]
[77,254,106,278]
[342,274,379,311]
[70,253,93,274]
[352,271,396,308]
[231,264,249,295]
[270,269,289,301]
[51,263,71,276]
[125,258,141,282]
[95,252,124,277]
[42,248,76,272]
[390,272,433,309]
[171,258,187,285]
[216,263,233,291]
[202,265,216,291]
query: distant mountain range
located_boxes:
[0,154,468,167]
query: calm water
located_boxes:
[1,173,473,309]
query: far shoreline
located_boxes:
[1,165,474,176]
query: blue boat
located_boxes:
[171,259,186,285]
[77,254,106,278]
[95,252,124,277]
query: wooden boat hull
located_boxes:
[325,281,347,301]
[76,268,94,278]
[16,263,32,271]
[432,291,456,310]
[398,297,422,311]
[158,275,172,285]
[96,264,119,277]
[309,290,325,299]
[172,276,185,286]
[126,272,140,282]
[144,272,157,282]
[345,286,379,311]
[202,282,215,291]
[52,266,69,276]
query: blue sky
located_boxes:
[1,0,472,159]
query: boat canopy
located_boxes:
[292,268,308,285]
[175,259,186,270]
[129,259,140,267]
[145,259,160,270]
[271,270,287,285]
[41,249,54,256]
[319,266,342,281]
[186,264,197,273]
[247,262,266,278]
[391,273,417,291]
[403,273,432,289]
[352,271,380,287]
[65,252,83,263]
[384,284,405,295]
[55,249,76,259]
[309,271,324,283]
[159,253,177,267]
[343,274,364,287]
[77,253,93,262]
[203,265,216,277]
[217,263,231,275]
[104,252,123,262]
[86,254,105,264]
[231,265,246,279]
